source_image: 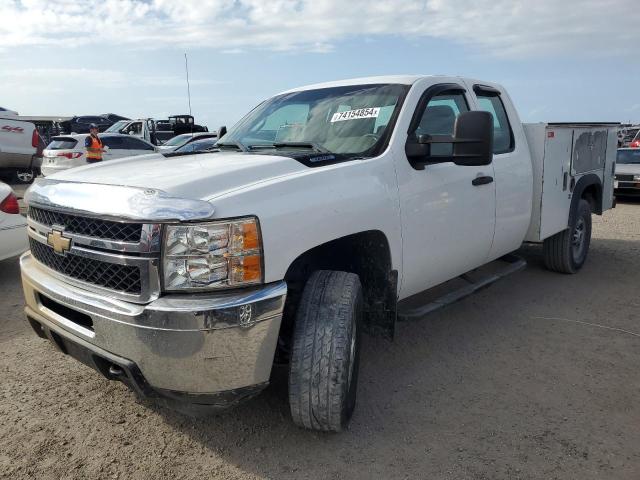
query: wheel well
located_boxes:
[279,231,397,359]
[581,183,602,214]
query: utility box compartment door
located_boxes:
[539,127,573,240]
[571,128,608,175]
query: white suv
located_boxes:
[42,133,158,176]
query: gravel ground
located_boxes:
[0,198,639,480]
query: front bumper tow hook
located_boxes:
[109,365,125,378]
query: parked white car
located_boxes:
[0,117,43,183]
[0,181,27,261]
[615,148,640,195]
[41,133,158,176]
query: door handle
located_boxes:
[472,175,493,186]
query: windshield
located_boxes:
[617,149,640,164]
[105,120,129,133]
[221,83,408,160]
[163,134,192,147]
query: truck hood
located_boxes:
[48,152,308,200]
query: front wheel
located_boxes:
[543,198,592,273]
[288,270,362,432]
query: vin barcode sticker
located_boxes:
[331,107,380,123]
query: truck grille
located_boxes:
[29,238,142,295]
[615,174,635,182]
[28,207,142,242]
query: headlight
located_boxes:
[163,217,263,291]
[634,174,640,181]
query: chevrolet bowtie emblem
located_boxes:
[47,229,72,255]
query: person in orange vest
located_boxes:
[85,123,104,163]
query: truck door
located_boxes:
[469,84,533,261]
[395,84,496,299]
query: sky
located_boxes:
[1,0,639,130]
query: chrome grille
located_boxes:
[28,207,142,242]
[29,237,142,295]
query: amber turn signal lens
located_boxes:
[242,222,260,250]
[230,254,262,283]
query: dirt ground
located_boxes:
[1,198,639,480]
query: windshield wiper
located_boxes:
[248,142,330,153]
[216,141,248,152]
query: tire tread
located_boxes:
[288,270,362,432]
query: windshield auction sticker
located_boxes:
[331,107,380,123]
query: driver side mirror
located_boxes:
[406,111,494,168]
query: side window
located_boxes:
[475,93,514,154]
[101,136,124,149]
[178,142,196,153]
[124,122,142,135]
[414,92,470,156]
[123,137,154,151]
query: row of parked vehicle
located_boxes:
[0,109,213,183]
[41,131,217,176]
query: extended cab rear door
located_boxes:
[464,82,533,261]
[395,82,496,299]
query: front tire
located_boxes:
[543,198,592,273]
[288,270,362,432]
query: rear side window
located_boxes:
[47,137,78,150]
[475,90,514,154]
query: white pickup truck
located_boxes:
[0,116,44,183]
[20,75,616,432]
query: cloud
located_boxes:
[0,67,218,90]
[0,0,638,57]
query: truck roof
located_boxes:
[279,75,509,95]
[281,75,427,94]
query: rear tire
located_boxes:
[543,198,592,273]
[15,168,35,184]
[288,270,363,432]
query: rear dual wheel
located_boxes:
[15,168,35,184]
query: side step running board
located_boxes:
[397,254,527,321]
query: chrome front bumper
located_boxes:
[21,252,287,403]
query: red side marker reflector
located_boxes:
[547,131,555,138]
